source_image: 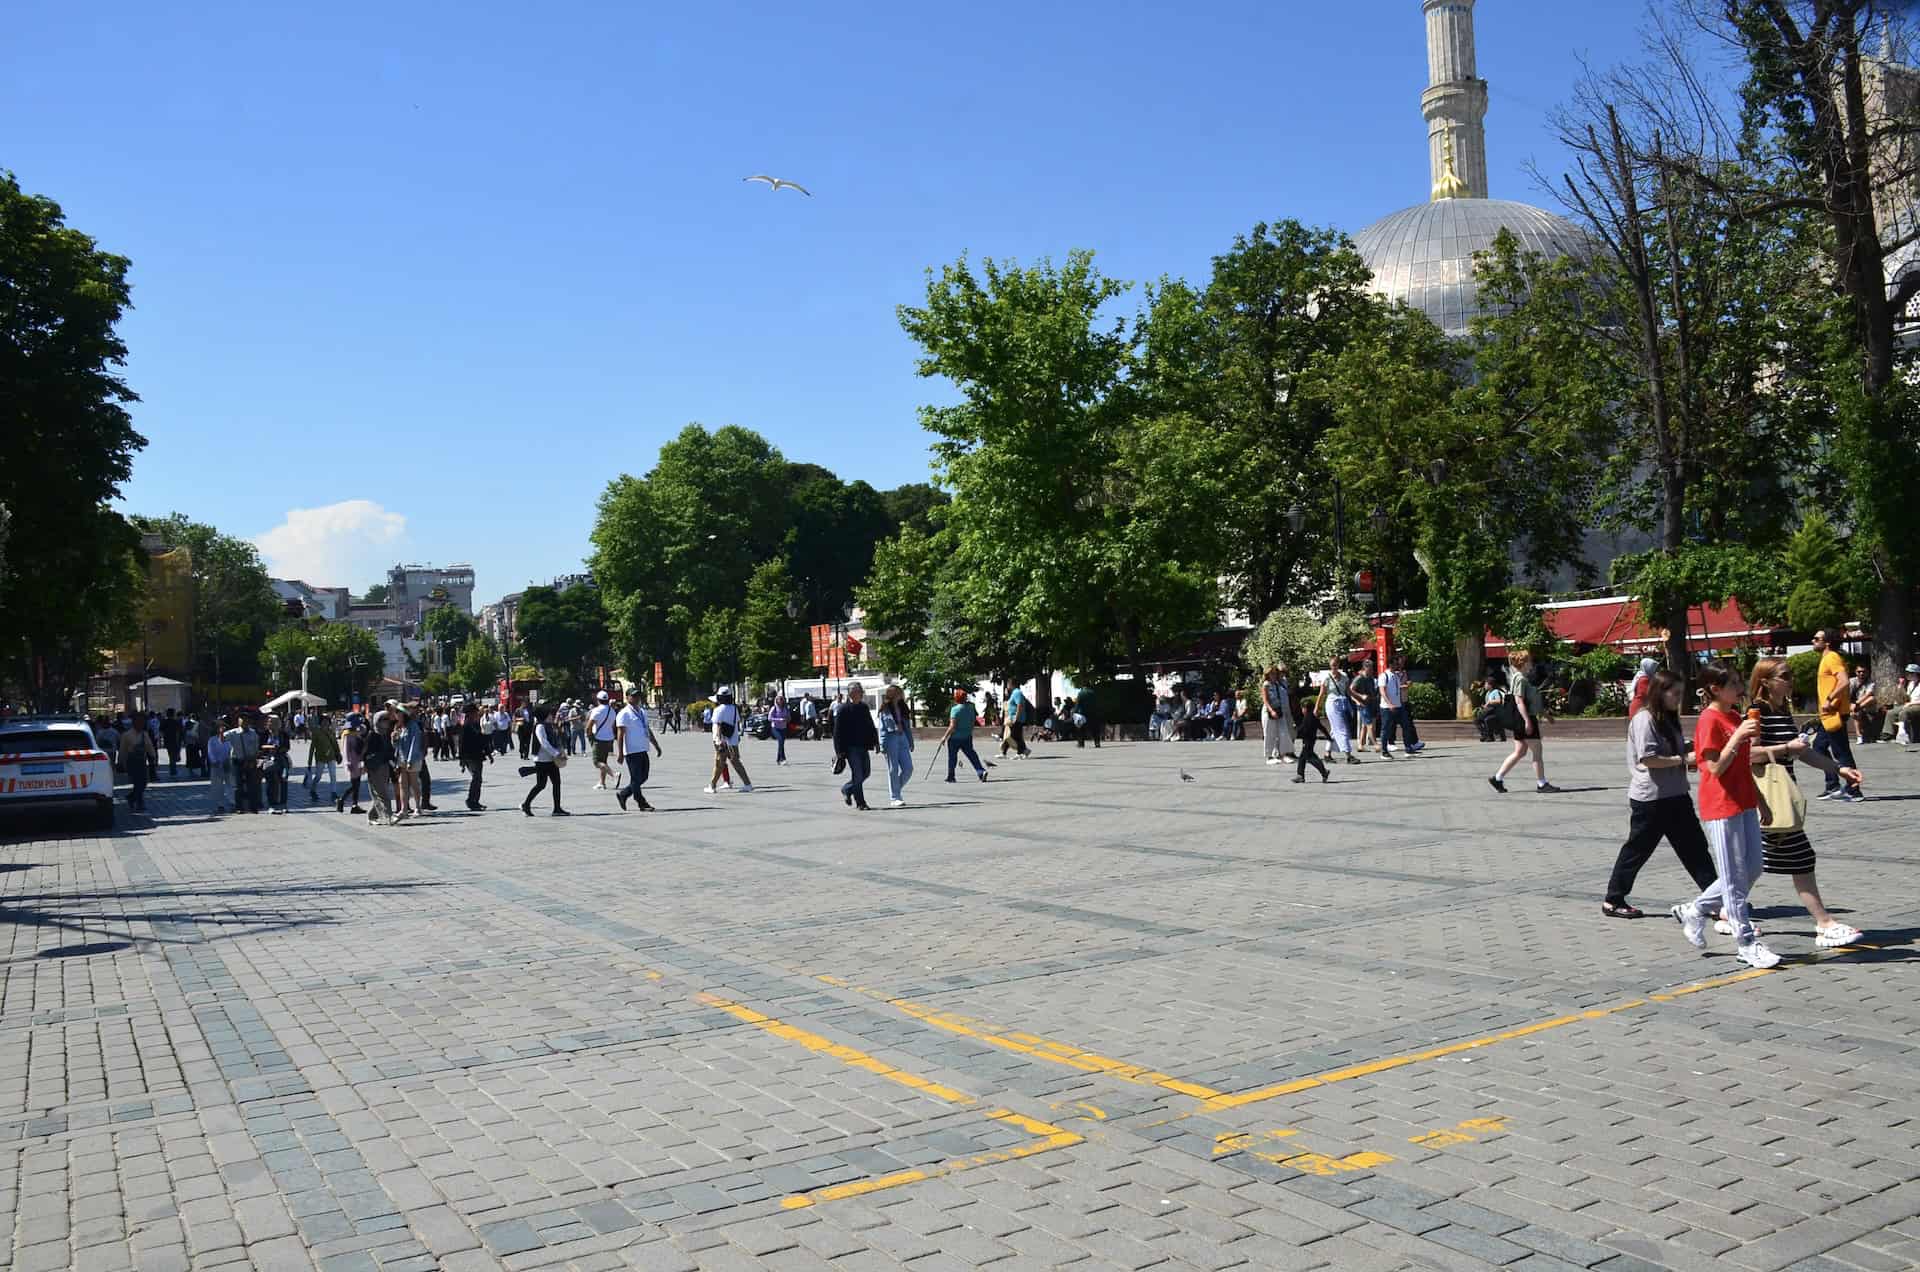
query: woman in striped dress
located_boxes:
[1743,658,1866,947]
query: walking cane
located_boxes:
[929,737,947,771]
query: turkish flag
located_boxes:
[844,636,863,657]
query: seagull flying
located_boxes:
[744,174,812,197]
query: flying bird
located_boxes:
[744,174,812,197]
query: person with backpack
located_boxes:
[304,710,340,805]
[1000,683,1032,759]
[705,688,753,794]
[458,702,489,811]
[587,691,618,789]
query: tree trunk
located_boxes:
[1871,576,1910,694]
[1453,634,1484,720]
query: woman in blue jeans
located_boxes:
[877,685,915,807]
[834,683,880,811]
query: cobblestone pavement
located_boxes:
[4,732,1918,1271]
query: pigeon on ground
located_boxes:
[1179,769,1195,783]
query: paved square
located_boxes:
[4,732,1918,1270]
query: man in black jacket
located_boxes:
[458,703,488,811]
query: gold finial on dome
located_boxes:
[1431,132,1469,202]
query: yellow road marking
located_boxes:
[696,993,1081,1209]
[780,1110,1081,1209]
[1410,1115,1509,1149]
[813,975,1227,1100]
[695,992,975,1105]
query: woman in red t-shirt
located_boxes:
[1670,663,1781,969]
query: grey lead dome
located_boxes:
[1352,197,1590,338]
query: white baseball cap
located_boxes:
[596,690,609,701]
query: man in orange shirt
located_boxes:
[1811,629,1863,802]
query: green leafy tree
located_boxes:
[261,622,384,704]
[1242,608,1372,677]
[0,172,148,707]
[786,468,894,624]
[856,525,947,675]
[898,250,1210,687]
[879,483,950,537]
[684,607,741,689]
[454,637,503,693]
[516,584,608,690]
[1127,222,1391,619]
[129,513,285,695]
[420,672,452,697]
[358,583,389,604]
[739,558,806,686]
[419,606,480,663]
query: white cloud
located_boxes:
[254,500,408,588]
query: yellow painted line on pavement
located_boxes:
[780,1110,1082,1210]
[695,992,974,1105]
[813,974,1227,1100]
[1199,942,1888,1114]
[696,993,1082,1209]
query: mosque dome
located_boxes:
[1353,197,1591,339]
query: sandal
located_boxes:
[1600,901,1644,919]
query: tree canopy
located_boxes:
[1,172,147,707]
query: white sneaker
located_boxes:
[1735,942,1782,969]
[1264,758,1280,766]
[701,785,716,795]
[888,798,905,808]
[1815,922,1863,948]
[738,784,753,793]
[1671,903,1706,949]
[1712,918,1763,937]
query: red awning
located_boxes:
[1485,596,1776,653]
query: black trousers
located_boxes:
[466,764,484,807]
[524,761,562,810]
[1296,719,1328,779]
[1605,796,1718,905]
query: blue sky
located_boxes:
[5,0,1654,602]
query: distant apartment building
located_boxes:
[385,562,476,623]
[480,593,524,648]
[271,579,351,621]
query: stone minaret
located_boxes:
[1421,0,1489,200]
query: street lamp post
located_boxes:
[1287,476,1349,611]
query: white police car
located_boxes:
[0,715,116,829]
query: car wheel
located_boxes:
[93,800,117,831]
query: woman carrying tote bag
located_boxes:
[1745,658,1866,947]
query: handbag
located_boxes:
[832,754,847,775]
[1754,760,1805,834]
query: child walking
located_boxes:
[1291,676,1330,784]
[1671,663,1779,969]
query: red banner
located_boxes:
[653,661,664,687]
[827,646,847,678]
[810,624,832,667]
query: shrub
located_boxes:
[1406,681,1451,720]
[1570,648,1630,685]
[1783,651,1821,709]
[1579,682,1630,717]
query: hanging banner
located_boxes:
[827,646,847,678]
[810,624,832,667]
[653,661,664,687]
